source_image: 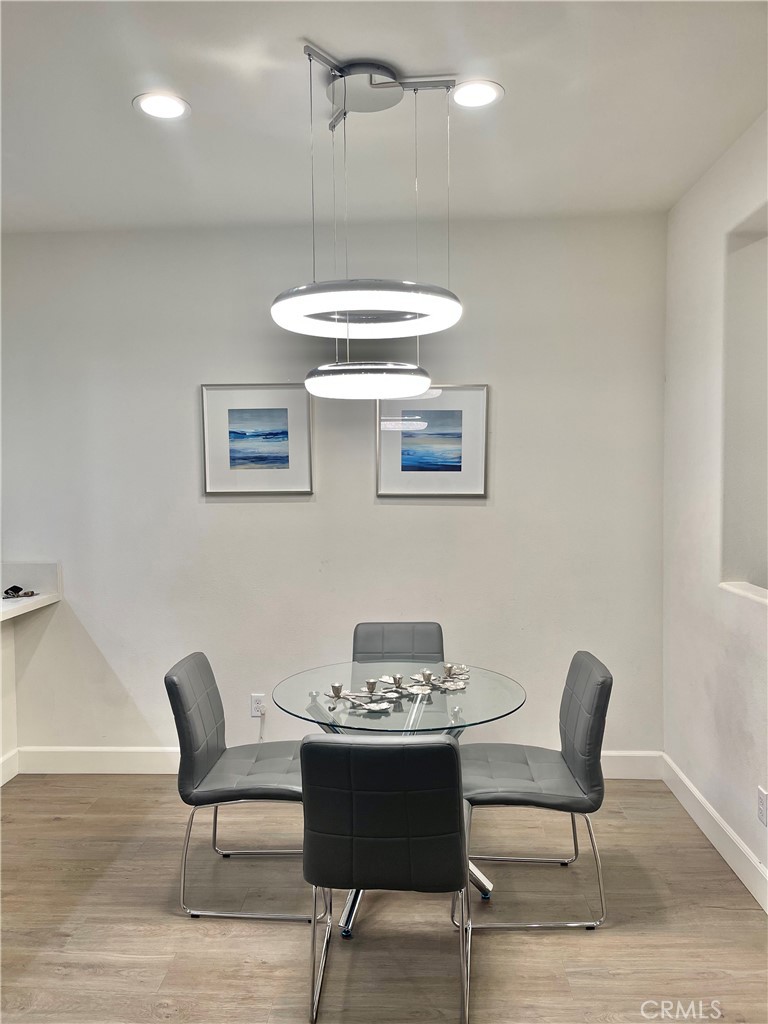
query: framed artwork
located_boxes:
[376,384,489,497]
[202,384,313,494]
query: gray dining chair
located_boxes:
[459,650,613,930]
[164,652,310,922]
[352,621,444,662]
[301,733,472,1023]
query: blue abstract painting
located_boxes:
[401,410,462,472]
[228,408,289,468]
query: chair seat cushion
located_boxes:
[460,743,597,813]
[190,740,302,805]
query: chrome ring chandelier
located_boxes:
[270,44,461,400]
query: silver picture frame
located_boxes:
[376,384,489,498]
[202,383,313,495]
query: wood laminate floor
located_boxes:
[1,776,766,1024]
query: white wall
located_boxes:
[1,216,666,763]
[664,115,768,884]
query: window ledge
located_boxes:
[719,581,768,606]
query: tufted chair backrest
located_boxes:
[352,621,444,663]
[558,651,613,808]
[165,652,227,802]
[301,733,466,893]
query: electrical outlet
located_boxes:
[758,786,767,827]
[250,693,267,718]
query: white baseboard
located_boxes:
[1,748,19,786]
[662,753,768,912]
[14,746,663,778]
[602,749,663,779]
[17,746,178,774]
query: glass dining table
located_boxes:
[272,659,527,937]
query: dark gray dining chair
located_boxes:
[165,652,310,922]
[459,651,612,930]
[352,621,444,662]
[301,733,472,1023]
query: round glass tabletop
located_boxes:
[272,660,526,734]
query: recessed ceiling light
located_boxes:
[132,93,191,120]
[453,81,504,108]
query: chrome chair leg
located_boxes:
[211,803,302,858]
[583,813,607,928]
[454,814,606,931]
[457,886,472,1023]
[464,886,472,1023]
[180,805,311,922]
[309,886,333,1023]
[464,809,494,899]
[179,804,199,915]
[457,890,466,1019]
[471,811,580,866]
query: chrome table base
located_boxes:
[338,862,491,939]
[467,860,494,900]
[339,888,365,938]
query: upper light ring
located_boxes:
[271,279,462,339]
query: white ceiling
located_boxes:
[2,1,766,232]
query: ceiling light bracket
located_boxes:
[400,79,456,92]
[304,41,455,130]
[329,106,347,133]
[303,43,343,77]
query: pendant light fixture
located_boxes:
[270,45,461,400]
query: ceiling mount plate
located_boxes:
[327,62,404,113]
[305,43,454,130]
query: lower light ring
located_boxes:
[304,362,431,401]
